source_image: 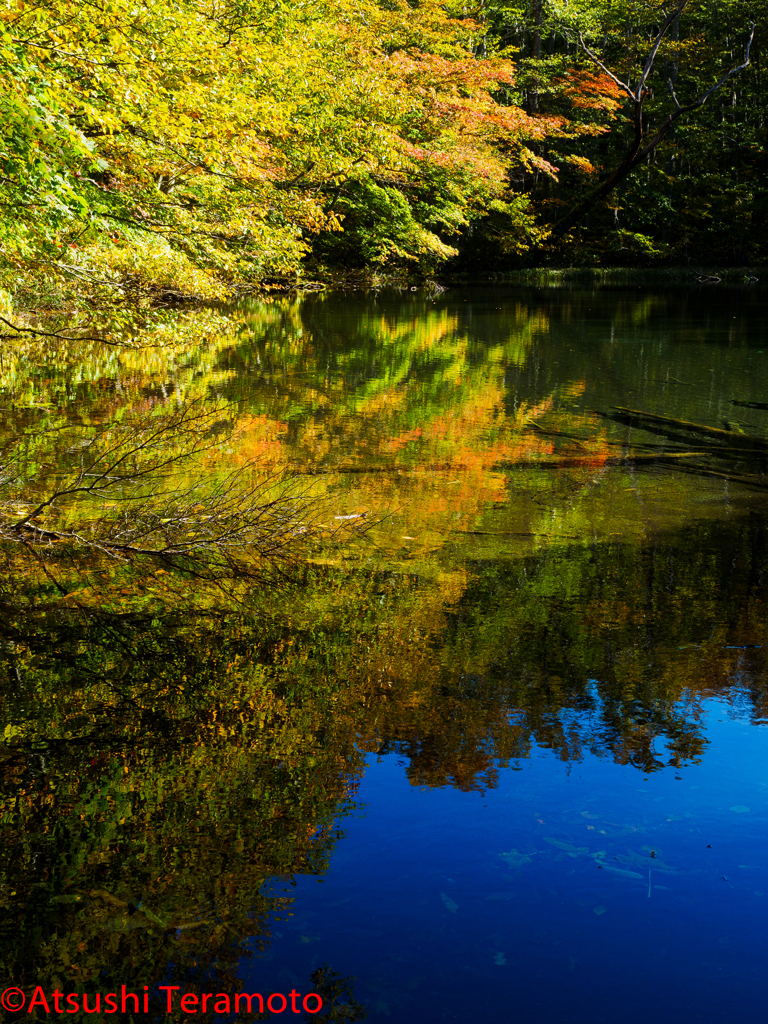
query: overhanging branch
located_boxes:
[552,16,755,239]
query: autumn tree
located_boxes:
[0,0,584,323]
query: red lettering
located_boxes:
[144,986,149,1013]
[268,993,288,1013]
[121,986,139,1012]
[83,993,100,1014]
[235,993,264,1013]
[303,993,323,1014]
[105,993,118,1013]
[202,993,212,1011]
[289,989,300,1013]
[28,988,51,1012]
[213,994,231,1013]
[159,986,180,1011]
[181,993,198,1013]
[67,992,80,1013]
[52,990,64,1012]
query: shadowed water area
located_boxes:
[1,285,768,1023]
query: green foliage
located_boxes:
[0,0,578,312]
[1,0,765,293]
[311,178,458,270]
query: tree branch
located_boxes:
[634,4,689,102]
[0,314,152,349]
[552,18,755,239]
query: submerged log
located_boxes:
[592,406,768,488]
[610,407,768,451]
[731,399,768,411]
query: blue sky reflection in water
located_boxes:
[248,702,768,1024]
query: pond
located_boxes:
[1,284,767,1023]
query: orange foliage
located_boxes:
[556,69,624,114]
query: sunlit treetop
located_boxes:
[0,0,615,306]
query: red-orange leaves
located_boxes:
[384,46,571,190]
[556,70,623,115]
[389,51,517,93]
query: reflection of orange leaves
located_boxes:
[229,415,287,467]
[575,436,612,468]
[513,396,554,427]
[386,425,423,451]
[561,381,587,400]
[380,386,556,507]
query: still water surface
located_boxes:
[2,285,768,1023]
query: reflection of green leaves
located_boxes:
[230,293,545,457]
[0,606,365,1012]
[309,964,368,1022]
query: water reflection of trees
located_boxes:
[348,516,768,781]
[2,511,766,1006]
[0,608,365,1019]
[3,288,768,1015]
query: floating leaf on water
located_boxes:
[601,865,643,880]
[593,906,607,916]
[544,839,585,856]
[440,892,458,914]
[494,952,507,965]
[619,851,675,873]
[730,805,750,813]
[499,850,532,868]
[544,838,589,855]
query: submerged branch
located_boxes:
[603,406,768,453]
[731,400,768,412]
[613,407,768,447]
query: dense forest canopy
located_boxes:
[1,0,763,317]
